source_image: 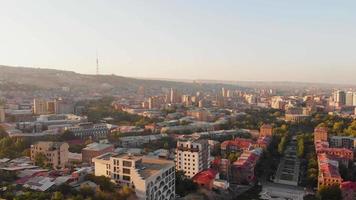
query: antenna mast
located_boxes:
[96,51,99,75]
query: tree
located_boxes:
[278,136,287,155]
[227,152,241,162]
[318,185,342,200]
[86,174,115,192]
[175,170,198,197]
[332,121,344,135]
[51,192,64,200]
[34,152,49,168]
[297,135,305,158]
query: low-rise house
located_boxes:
[192,169,218,190]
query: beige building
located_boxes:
[175,139,210,178]
[93,153,175,200]
[30,141,69,169]
[33,98,48,115]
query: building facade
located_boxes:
[30,141,69,169]
[93,153,175,200]
[175,139,210,178]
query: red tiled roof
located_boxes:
[233,151,260,168]
[340,181,356,190]
[192,169,218,183]
[221,138,253,150]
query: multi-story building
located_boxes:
[317,153,342,190]
[33,98,48,115]
[54,98,74,114]
[93,153,175,200]
[260,124,273,137]
[314,127,328,142]
[333,90,346,107]
[329,136,355,150]
[169,88,181,104]
[30,141,69,169]
[82,142,114,164]
[345,92,354,106]
[231,148,262,184]
[65,123,114,139]
[175,139,210,178]
[148,96,165,109]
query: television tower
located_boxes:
[96,51,99,75]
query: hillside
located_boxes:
[0,65,238,92]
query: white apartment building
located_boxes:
[175,139,210,178]
[93,153,175,200]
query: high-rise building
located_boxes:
[182,95,192,106]
[333,90,346,106]
[221,88,228,98]
[345,91,354,106]
[148,96,164,109]
[54,98,74,114]
[353,92,356,106]
[169,88,181,103]
[30,141,69,169]
[93,153,175,200]
[175,139,210,178]
[33,98,48,115]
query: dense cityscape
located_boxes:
[0,66,355,200]
[1,1,356,200]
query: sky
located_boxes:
[0,0,356,84]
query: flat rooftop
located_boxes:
[83,143,113,151]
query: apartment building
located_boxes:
[231,148,262,184]
[65,123,114,139]
[30,141,69,169]
[317,153,343,190]
[175,139,210,178]
[93,153,175,200]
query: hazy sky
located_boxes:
[1,0,356,84]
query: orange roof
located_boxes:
[192,169,218,183]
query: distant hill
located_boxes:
[0,65,240,92]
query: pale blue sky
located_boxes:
[0,0,356,84]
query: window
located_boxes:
[123,168,130,174]
[123,161,132,167]
[123,175,131,181]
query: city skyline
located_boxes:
[1,0,356,84]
